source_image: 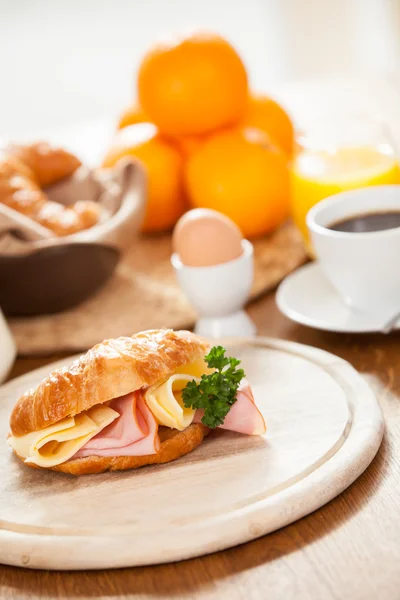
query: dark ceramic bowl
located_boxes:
[0,160,145,316]
[0,243,119,316]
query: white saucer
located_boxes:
[276,262,400,333]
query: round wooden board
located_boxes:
[0,338,383,570]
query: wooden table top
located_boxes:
[1,291,399,599]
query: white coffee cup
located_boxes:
[307,185,400,317]
[0,309,16,383]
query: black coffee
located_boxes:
[329,211,400,233]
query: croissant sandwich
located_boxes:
[8,329,266,476]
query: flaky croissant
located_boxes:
[0,155,47,217]
[5,142,82,187]
[0,143,102,236]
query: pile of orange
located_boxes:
[103,32,294,237]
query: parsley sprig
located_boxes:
[182,346,245,428]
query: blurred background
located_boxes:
[3,0,400,357]
[1,0,400,136]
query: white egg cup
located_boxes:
[0,309,16,383]
[171,239,256,338]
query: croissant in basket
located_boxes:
[0,142,102,236]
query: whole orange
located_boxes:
[241,95,294,157]
[117,104,147,130]
[184,127,290,238]
[137,33,248,137]
[103,123,186,233]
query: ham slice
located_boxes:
[75,391,160,458]
[74,378,263,460]
[194,379,266,435]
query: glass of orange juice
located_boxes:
[290,115,400,251]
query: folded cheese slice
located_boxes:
[174,357,214,378]
[144,358,212,431]
[8,404,119,468]
[145,374,200,430]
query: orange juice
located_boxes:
[291,145,400,243]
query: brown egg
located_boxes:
[173,208,243,267]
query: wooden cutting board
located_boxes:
[0,338,383,570]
